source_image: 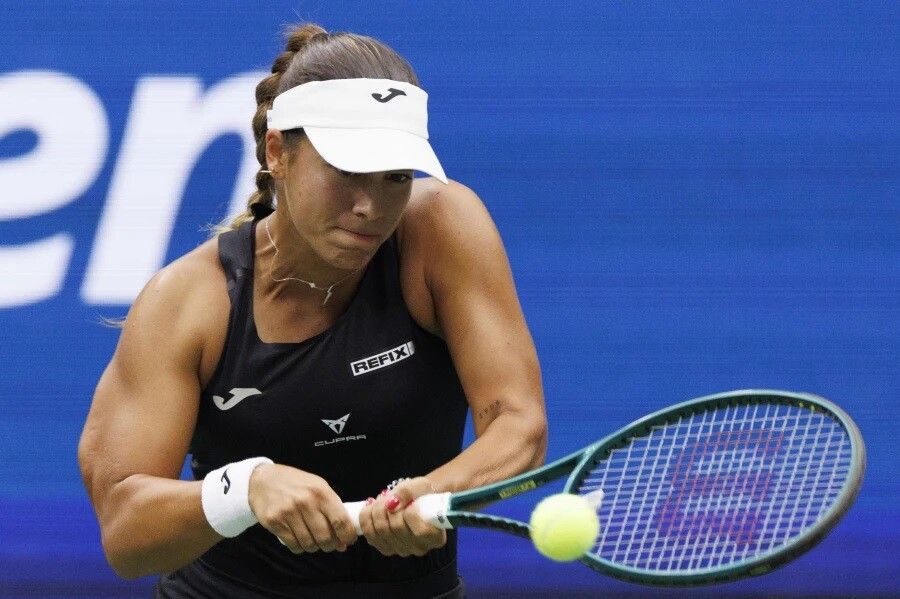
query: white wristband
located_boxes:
[201,457,273,538]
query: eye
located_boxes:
[388,173,412,184]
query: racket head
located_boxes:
[567,389,865,585]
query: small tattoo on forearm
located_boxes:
[476,399,503,422]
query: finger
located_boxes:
[257,508,306,554]
[288,513,319,553]
[303,509,340,552]
[273,529,303,555]
[321,496,358,550]
[369,499,402,555]
[402,502,437,537]
[270,520,303,554]
[385,477,434,514]
[359,500,390,555]
[384,502,419,557]
[382,485,426,545]
[384,484,430,555]
[402,507,447,555]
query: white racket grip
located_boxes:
[416,492,454,529]
[343,492,453,536]
[343,500,367,535]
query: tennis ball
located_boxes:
[529,493,600,562]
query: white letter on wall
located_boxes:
[0,71,108,307]
[81,73,263,304]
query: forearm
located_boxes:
[427,412,547,494]
[99,474,221,579]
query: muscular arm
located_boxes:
[78,258,223,578]
[407,181,548,493]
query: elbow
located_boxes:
[102,528,147,580]
[107,559,144,581]
[98,488,160,580]
[500,409,546,471]
[89,477,148,579]
[498,408,547,471]
[526,415,549,469]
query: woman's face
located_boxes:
[276,135,414,272]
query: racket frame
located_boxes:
[444,389,865,585]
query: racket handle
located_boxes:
[344,492,453,535]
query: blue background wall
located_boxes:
[0,1,896,596]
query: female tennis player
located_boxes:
[78,23,547,598]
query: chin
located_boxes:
[323,231,383,268]
[323,245,378,272]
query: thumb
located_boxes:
[387,477,433,512]
[387,484,415,512]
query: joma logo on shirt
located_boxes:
[350,341,415,376]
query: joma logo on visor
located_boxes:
[350,341,415,376]
[371,87,407,103]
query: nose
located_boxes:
[350,187,378,220]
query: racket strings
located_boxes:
[576,402,853,572]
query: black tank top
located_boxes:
[157,219,469,598]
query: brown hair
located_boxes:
[223,23,420,232]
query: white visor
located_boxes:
[267,78,447,183]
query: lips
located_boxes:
[337,227,380,241]
[345,229,378,237]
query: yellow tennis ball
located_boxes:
[529,493,600,562]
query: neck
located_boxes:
[259,215,362,306]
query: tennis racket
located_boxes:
[344,389,865,586]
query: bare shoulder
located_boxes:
[133,237,224,325]
[403,178,489,232]
[121,236,228,383]
[398,178,498,336]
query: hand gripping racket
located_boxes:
[344,389,865,586]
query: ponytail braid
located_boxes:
[224,23,329,231]
[218,22,418,234]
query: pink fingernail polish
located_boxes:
[365,497,375,506]
[386,495,401,512]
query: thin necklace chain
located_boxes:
[264,218,358,306]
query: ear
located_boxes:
[264,129,287,178]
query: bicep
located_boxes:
[79,271,204,510]
[425,183,546,438]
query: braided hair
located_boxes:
[224,23,419,231]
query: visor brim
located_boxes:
[305,127,448,184]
